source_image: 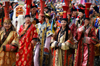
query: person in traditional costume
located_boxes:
[51,5,77,66]
[94,18,100,66]
[10,0,19,21]
[68,6,77,37]
[34,0,53,66]
[16,0,38,66]
[13,0,19,9]
[74,3,98,66]
[0,1,19,66]
[75,5,85,28]
[12,5,26,32]
[45,13,51,24]
[30,3,39,25]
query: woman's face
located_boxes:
[25,17,31,24]
[85,19,90,26]
[61,20,67,28]
[79,12,84,18]
[3,23,11,30]
[73,11,77,16]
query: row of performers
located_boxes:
[0,0,100,66]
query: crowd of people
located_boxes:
[0,0,100,66]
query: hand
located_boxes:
[54,41,59,49]
[76,18,79,21]
[31,40,38,46]
[24,23,29,30]
[84,22,89,27]
[58,43,62,48]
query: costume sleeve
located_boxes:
[83,28,98,44]
[60,31,77,50]
[51,28,60,48]
[51,41,58,49]
[69,22,77,37]
[11,32,19,47]
[3,31,19,52]
[75,26,85,40]
[46,23,53,37]
[53,28,60,41]
[44,36,52,50]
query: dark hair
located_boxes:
[68,14,71,17]
[85,18,90,21]
[0,3,2,6]
[11,2,14,8]
[61,18,68,22]
[25,15,30,18]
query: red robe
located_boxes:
[75,26,98,66]
[16,24,38,66]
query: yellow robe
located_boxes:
[0,31,19,66]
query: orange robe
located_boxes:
[0,30,19,66]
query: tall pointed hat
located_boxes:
[40,0,45,16]
[3,1,10,20]
[3,1,11,23]
[62,6,69,18]
[85,3,91,19]
[25,0,32,18]
[65,0,70,7]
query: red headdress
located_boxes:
[62,6,69,18]
[3,1,10,20]
[25,0,32,18]
[65,0,70,7]
[85,3,91,18]
[40,0,45,16]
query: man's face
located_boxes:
[73,11,77,16]
[31,7,37,14]
[16,5,24,17]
